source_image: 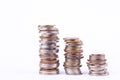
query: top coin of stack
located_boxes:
[63,37,83,75]
[38,25,59,74]
[87,54,108,76]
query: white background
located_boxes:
[0,0,120,80]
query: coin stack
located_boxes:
[38,25,59,74]
[63,37,83,75]
[87,54,108,76]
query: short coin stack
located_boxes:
[38,25,59,74]
[87,54,108,76]
[63,37,83,75]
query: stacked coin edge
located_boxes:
[63,37,83,75]
[38,25,59,75]
[87,54,108,76]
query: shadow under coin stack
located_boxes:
[87,54,108,76]
[63,38,83,75]
[38,25,59,74]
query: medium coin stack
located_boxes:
[87,54,108,76]
[63,37,83,75]
[38,25,59,74]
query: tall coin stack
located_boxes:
[38,25,59,74]
[87,54,108,76]
[63,38,83,75]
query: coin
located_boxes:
[40,36,59,40]
[39,69,59,75]
[65,58,81,62]
[39,49,58,54]
[89,72,109,76]
[39,53,58,59]
[87,54,108,76]
[38,25,59,74]
[64,61,80,67]
[40,63,59,69]
[38,25,58,31]
[65,46,82,51]
[63,37,83,75]
[63,37,83,44]
[64,68,82,75]
[89,54,105,60]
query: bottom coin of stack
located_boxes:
[63,37,83,75]
[87,54,109,76]
[39,54,59,74]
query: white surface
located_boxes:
[0,0,120,80]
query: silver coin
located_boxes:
[38,25,58,31]
[87,62,106,65]
[88,64,107,68]
[40,44,58,47]
[89,69,107,74]
[40,43,57,46]
[90,68,107,72]
[65,47,82,51]
[39,49,58,54]
[88,66,107,71]
[40,31,58,35]
[64,68,81,75]
[67,42,83,45]
[40,44,59,50]
[89,54,105,60]
[65,55,82,59]
[40,63,59,69]
[64,61,81,67]
[39,54,58,59]
[39,39,59,42]
[65,58,80,62]
[63,37,79,40]
[87,61,106,64]
[89,72,109,76]
[39,69,59,75]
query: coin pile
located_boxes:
[63,38,83,75]
[87,54,108,76]
[38,25,59,74]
